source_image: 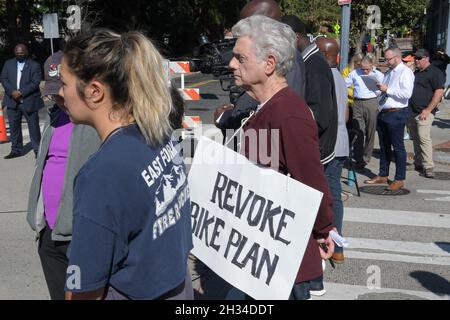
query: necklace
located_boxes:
[101,122,136,147]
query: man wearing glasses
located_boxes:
[365,47,415,191]
[407,49,445,179]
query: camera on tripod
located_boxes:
[192,34,236,77]
[191,34,244,104]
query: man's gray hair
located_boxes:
[232,15,296,77]
[361,53,375,65]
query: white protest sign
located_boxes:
[188,137,323,300]
[43,13,59,39]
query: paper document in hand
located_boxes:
[360,74,380,92]
[330,230,349,248]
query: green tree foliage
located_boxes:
[280,0,341,33]
[351,0,429,34]
[90,0,246,56]
[0,0,430,61]
[349,0,429,49]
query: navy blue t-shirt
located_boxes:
[66,124,193,299]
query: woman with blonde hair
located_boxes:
[60,29,193,300]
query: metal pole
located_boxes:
[339,4,351,71]
[446,0,450,86]
[50,38,54,55]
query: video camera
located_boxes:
[193,35,235,77]
[192,35,244,104]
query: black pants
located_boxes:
[38,226,70,300]
[6,105,41,154]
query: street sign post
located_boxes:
[339,1,351,71]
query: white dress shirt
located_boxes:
[379,63,415,110]
[345,68,384,99]
[17,61,25,90]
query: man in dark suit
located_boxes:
[1,43,44,159]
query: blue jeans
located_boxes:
[377,108,410,181]
[324,157,345,253]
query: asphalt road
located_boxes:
[0,72,449,300]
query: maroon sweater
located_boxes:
[242,87,334,283]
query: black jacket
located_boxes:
[302,44,338,164]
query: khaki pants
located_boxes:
[352,98,379,164]
[407,113,435,169]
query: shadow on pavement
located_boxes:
[435,242,450,254]
[410,271,450,296]
[433,118,450,129]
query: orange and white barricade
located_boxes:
[181,115,202,140]
[164,60,200,101]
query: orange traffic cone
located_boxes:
[0,107,9,143]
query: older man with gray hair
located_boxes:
[230,15,335,300]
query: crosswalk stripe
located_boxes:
[344,208,450,229]
[334,208,450,295]
[424,197,450,202]
[315,282,449,300]
[417,189,450,195]
[344,250,450,266]
[347,237,450,257]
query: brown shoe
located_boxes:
[364,176,388,184]
[331,252,345,264]
[386,180,404,191]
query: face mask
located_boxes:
[16,56,26,63]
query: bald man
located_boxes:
[316,37,349,264]
[214,0,305,140]
[240,0,281,21]
[1,43,44,159]
[344,54,384,169]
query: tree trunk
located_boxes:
[6,0,16,51]
[16,0,32,45]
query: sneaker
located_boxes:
[423,168,434,179]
